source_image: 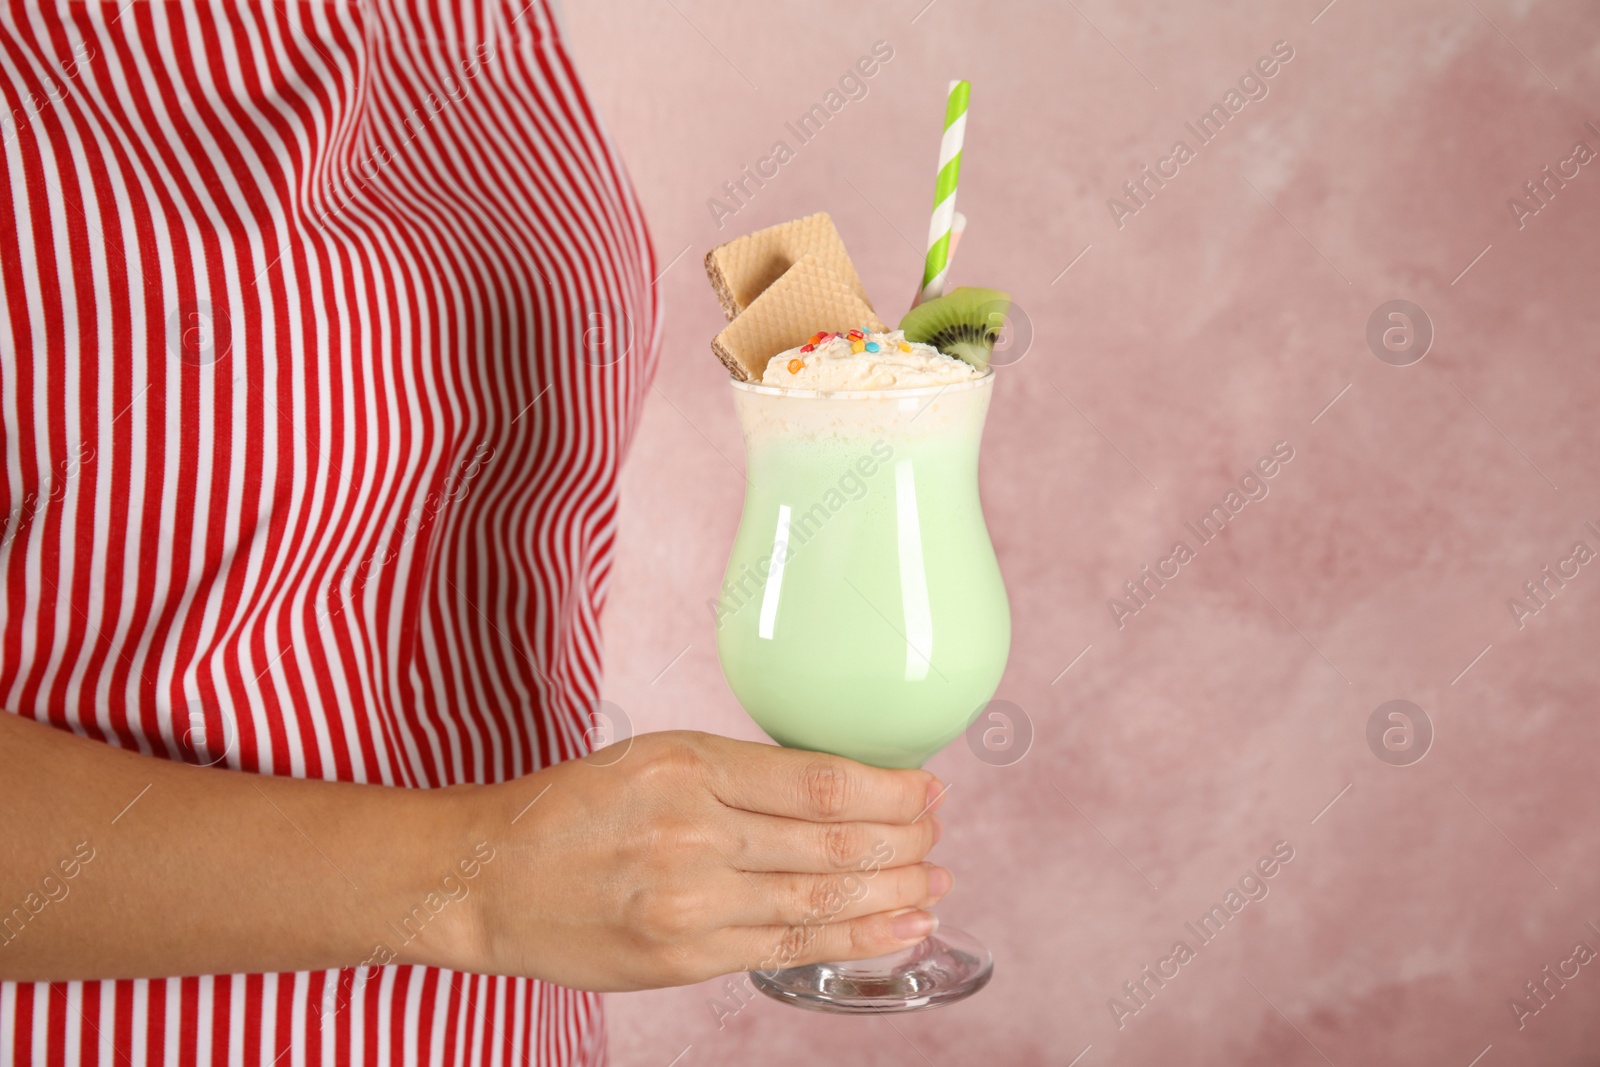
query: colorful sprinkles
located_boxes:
[787,330,926,372]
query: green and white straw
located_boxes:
[918,79,970,305]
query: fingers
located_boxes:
[707,739,942,825]
[722,809,940,874]
[729,862,951,927]
[727,907,942,973]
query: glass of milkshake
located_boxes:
[715,328,1010,1013]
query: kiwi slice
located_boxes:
[898,286,1010,370]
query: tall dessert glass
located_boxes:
[715,369,1009,1013]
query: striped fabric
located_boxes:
[0,1,659,1063]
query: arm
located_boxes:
[0,714,948,990]
[0,710,474,980]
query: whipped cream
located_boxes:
[760,329,981,390]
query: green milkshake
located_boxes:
[704,74,1006,1015]
[714,336,1009,769]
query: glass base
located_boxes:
[749,926,992,1014]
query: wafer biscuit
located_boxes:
[704,213,872,321]
[711,254,887,381]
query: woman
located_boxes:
[0,2,948,1063]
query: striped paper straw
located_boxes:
[918,79,970,304]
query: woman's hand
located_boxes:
[440,731,950,991]
[0,714,944,990]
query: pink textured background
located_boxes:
[564,0,1600,1063]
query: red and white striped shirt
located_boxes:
[0,1,659,1062]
